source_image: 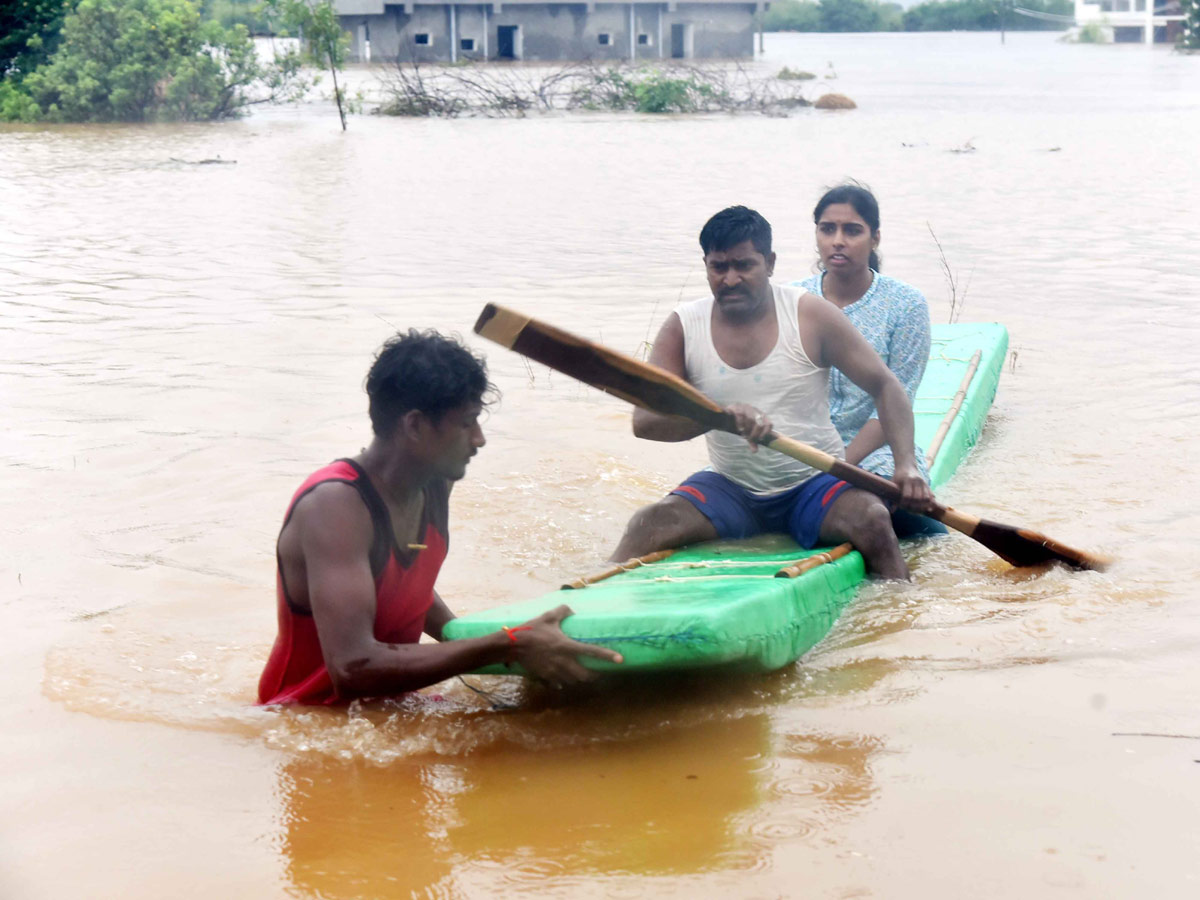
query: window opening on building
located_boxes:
[637,33,651,46]
[461,37,475,51]
[598,33,611,46]
[414,33,431,46]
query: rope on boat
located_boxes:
[650,574,778,582]
[562,548,676,589]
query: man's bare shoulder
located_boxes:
[659,309,685,336]
[285,480,373,551]
[795,287,833,315]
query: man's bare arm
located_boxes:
[807,299,933,510]
[632,312,775,448]
[296,486,621,697]
[632,313,709,442]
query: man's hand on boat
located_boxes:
[513,604,623,688]
[728,402,774,451]
[892,459,936,514]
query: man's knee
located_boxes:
[614,495,713,558]
[824,491,894,546]
[846,499,897,550]
[626,496,697,537]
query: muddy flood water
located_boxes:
[2,30,1199,899]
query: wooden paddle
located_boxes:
[475,302,1108,572]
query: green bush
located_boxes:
[0,78,42,121]
[632,72,723,113]
[14,0,305,122]
[568,68,636,110]
[1075,22,1109,43]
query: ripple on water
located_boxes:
[500,856,569,884]
[746,817,817,842]
[42,616,791,763]
[780,527,1159,710]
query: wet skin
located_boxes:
[276,401,622,697]
[610,230,934,576]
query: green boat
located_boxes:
[444,322,1009,674]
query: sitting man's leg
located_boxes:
[608,471,757,562]
[608,495,717,562]
[818,488,908,580]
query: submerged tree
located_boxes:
[14,0,308,122]
[266,0,351,130]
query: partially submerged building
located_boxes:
[333,0,765,62]
[1073,0,1186,43]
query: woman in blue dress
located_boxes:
[796,184,945,537]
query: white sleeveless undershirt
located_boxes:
[676,284,845,494]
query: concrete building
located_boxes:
[1073,0,1186,43]
[333,1,765,63]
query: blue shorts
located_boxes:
[890,508,948,538]
[670,470,853,549]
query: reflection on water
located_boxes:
[279,715,766,897]
[276,713,885,898]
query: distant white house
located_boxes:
[1073,0,1186,42]
[332,1,765,63]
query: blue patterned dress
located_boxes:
[794,271,932,482]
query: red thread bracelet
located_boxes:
[501,625,532,664]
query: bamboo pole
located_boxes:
[561,549,676,590]
[924,350,982,468]
[774,543,854,579]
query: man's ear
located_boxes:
[398,408,426,441]
[765,251,777,276]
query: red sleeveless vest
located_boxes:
[257,459,448,705]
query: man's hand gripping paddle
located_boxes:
[474,303,1109,572]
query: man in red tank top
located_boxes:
[258,330,622,705]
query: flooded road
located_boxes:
[2,30,1199,899]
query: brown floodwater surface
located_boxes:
[2,31,1199,900]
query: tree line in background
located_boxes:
[0,0,347,123]
[764,0,1075,33]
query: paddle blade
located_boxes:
[475,303,735,432]
[971,518,1110,571]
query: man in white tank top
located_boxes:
[609,207,934,579]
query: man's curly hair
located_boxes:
[365,329,496,437]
